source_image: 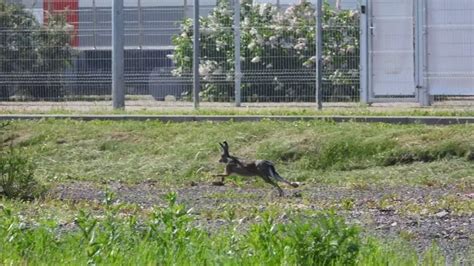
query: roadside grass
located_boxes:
[1,119,473,264]
[3,119,472,187]
[0,192,462,265]
[1,105,474,117]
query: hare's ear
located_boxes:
[219,142,226,151]
[223,141,229,149]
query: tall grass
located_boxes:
[0,122,44,199]
[3,120,473,185]
[0,192,451,265]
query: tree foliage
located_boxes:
[0,1,75,99]
[171,0,360,102]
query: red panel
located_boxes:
[43,0,79,46]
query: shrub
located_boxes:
[171,0,359,102]
[243,212,361,265]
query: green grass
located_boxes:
[1,104,474,117]
[0,192,459,265]
[1,119,473,264]
[3,119,473,186]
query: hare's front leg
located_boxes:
[212,164,235,186]
[212,173,228,184]
[212,169,230,186]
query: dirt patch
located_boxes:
[50,180,473,260]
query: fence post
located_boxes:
[112,0,125,109]
[138,0,143,49]
[415,0,430,106]
[193,0,200,109]
[234,0,241,107]
[92,0,97,49]
[359,0,369,104]
[315,0,323,110]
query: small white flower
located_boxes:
[303,60,313,68]
[251,56,261,63]
[346,45,355,54]
[247,42,256,50]
[297,38,307,44]
[294,42,306,50]
[199,65,210,76]
[259,3,270,16]
[216,40,226,51]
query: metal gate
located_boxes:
[368,0,416,100]
[426,0,474,96]
[360,0,474,105]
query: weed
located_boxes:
[0,193,458,265]
[0,123,44,200]
[340,198,356,211]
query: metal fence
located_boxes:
[0,0,473,110]
[0,0,362,108]
[361,0,474,106]
[425,0,474,100]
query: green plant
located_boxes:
[0,147,42,200]
[0,197,457,265]
[171,0,360,102]
[145,192,209,264]
[0,123,43,200]
[0,1,75,99]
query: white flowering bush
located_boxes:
[171,0,359,101]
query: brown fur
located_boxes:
[213,141,298,196]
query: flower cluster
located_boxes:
[170,0,359,101]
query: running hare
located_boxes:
[212,141,298,196]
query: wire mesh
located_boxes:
[174,0,361,104]
[426,0,474,103]
[0,0,472,110]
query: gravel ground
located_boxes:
[52,180,473,261]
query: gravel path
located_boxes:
[52,180,473,261]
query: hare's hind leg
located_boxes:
[260,175,284,196]
[269,166,299,188]
[271,181,284,197]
